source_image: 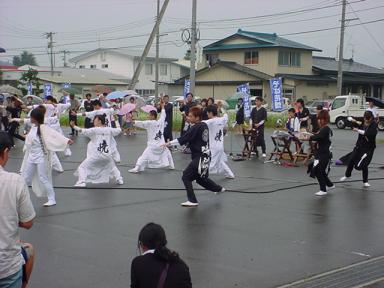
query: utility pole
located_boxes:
[129,0,170,90]
[45,32,55,76]
[155,0,160,100]
[189,0,197,94]
[61,50,70,67]
[337,0,346,96]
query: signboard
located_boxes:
[183,79,191,98]
[27,83,33,95]
[237,83,251,118]
[270,77,283,112]
[63,82,71,89]
[44,83,52,98]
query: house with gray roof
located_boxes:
[170,29,384,102]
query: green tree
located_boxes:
[13,51,38,66]
[19,68,41,95]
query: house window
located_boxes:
[290,52,301,67]
[279,50,301,67]
[145,64,153,75]
[160,64,167,75]
[244,51,259,64]
[278,51,289,66]
[90,64,96,69]
[79,65,85,69]
[101,64,109,68]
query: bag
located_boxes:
[157,263,170,288]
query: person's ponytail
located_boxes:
[154,244,179,263]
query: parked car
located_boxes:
[307,99,333,114]
[329,95,384,131]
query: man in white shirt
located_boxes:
[366,99,379,121]
[0,132,36,288]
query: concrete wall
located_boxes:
[295,82,338,102]
[74,52,135,79]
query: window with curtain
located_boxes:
[244,51,259,64]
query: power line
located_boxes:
[198,0,364,24]
[280,18,384,36]
[347,1,384,55]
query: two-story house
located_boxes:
[171,29,384,102]
[69,48,190,96]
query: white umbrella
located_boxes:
[0,85,22,96]
[22,95,43,105]
[124,94,145,108]
[215,99,229,109]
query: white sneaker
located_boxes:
[116,178,124,185]
[181,201,199,207]
[262,153,267,158]
[215,187,226,195]
[43,200,56,207]
[74,182,86,187]
[339,176,350,182]
[327,185,336,191]
[129,167,139,173]
[363,182,370,188]
[315,191,328,196]
[169,166,175,170]
[225,174,235,179]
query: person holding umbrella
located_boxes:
[129,98,174,173]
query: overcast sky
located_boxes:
[1,0,383,68]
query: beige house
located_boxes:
[171,29,384,103]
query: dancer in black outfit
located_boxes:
[340,111,377,187]
[131,223,192,288]
[308,110,334,196]
[3,96,25,146]
[165,107,224,207]
[158,95,173,142]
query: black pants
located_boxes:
[69,112,77,134]
[8,122,25,145]
[84,117,93,128]
[182,157,222,203]
[315,155,333,191]
[164,125,173,142]
[345,148,373,183]
[255,129,266,154]
[1,116,8,131]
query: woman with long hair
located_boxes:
[71,114,123,187]
[340,111,377,187]
[21,108,73,207]
[308,110,335,196]
[131,223,192,288]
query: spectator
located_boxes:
[131,223,192,288]
[295,99,310,131]
[68,93,80,136]
[250,96,267,157]
[311,105,323,133]
[0,132,36,288]
[158,95,174,142]
[83,93,94,129]
[200,99,208,120]
[235,98,244,134]
[179,93,196,136]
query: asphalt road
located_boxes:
[5,127,384,288]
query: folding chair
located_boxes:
[242,128,259,159]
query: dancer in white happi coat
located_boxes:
[129,100,174,173]
[20,108,73,207]
[74,100,121,162]
[12,105,67,173]
[203,105,234,179]
[70,114,124,187]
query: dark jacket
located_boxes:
[131,254,192,288]
[177,121,209,159]
[356,121,377,151]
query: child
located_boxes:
[129,100,174,173]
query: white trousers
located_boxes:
[52,153,63,172]
[77,162,122,184]
[23,161,55,202]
